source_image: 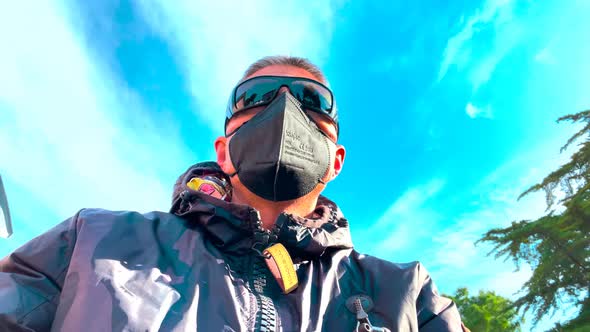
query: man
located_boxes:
[0,56,465,331]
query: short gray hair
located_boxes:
[241,56,326,83]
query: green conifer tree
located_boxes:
[478,110,590,331]
[446,287,523,332]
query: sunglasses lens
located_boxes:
[288,81,333,114]
[232,76,334,120]
[234,78,279,110]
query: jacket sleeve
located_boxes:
[416,269,464,332]
[0,211,80,331]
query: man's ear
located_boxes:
[214,136,232,174]
[330,144,346,181]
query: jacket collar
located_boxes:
[170,189,353,261]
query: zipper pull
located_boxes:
[248,209,298,293]
[346,295,391,332]
[250,209,270,256]
[263,243,299,294]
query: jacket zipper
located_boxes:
[248,209,279,332]
[251,257,277,332]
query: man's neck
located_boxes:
[231,187,319,230]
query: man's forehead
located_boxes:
[242,64,328,85]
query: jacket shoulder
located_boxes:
[350,251,428,285]
[76,208,180,227]
[347,251,463,331]
[74,209,188,242]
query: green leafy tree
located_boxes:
[446,287,523,331]
[478,110,590,330]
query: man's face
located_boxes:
[215,64,346,200]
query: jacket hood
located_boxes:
[170,162,353,261]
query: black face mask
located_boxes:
[228,92,332,202]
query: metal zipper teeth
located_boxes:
[251,257,277,332]
[246,207,280,332]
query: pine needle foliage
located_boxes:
[478,110,590,330]
[446,287,523,332]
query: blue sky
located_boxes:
[1,0,589,329]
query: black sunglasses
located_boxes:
[225,75,337,125]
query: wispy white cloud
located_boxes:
[534,45,557,65]
[0,1,195,247]
[439,137,578,307]
[367,169,546,295]
[426,156,576,330]
[133,0,336,134]
[465,102,493,119]
[374,179,445,227]
[362,179,445,255]
[361,124,577,303]
[437,0,521,91]
[427,189,544,292]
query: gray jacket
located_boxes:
[0,177,462,331]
